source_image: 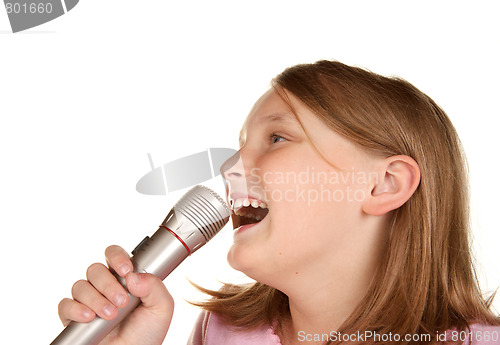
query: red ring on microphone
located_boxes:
[159,225,192,255]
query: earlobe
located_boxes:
[363,155,421,216]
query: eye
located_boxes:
[270,133,287,144]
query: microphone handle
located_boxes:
[51,226,189,345]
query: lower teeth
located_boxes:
[236,212,262,221]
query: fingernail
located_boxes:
[82,309,92,319]
[120,264,131,276]
[103,305,114,317]
[129,272,140,286]
[114,293,126,307]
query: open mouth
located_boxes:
[230,198,269,228]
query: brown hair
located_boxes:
[192,61,499,344]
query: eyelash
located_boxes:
[269,133,287,144]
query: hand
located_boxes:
[58,245,174,345]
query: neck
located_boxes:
[280,266,376,345]
[277,220,388,345]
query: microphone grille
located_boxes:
[173,185,231,241]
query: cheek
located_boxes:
[261,162,368,252]
[271,202,345,249]
[260,152,366,221]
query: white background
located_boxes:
[0,1,499,344]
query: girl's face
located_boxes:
[222,89,387,291]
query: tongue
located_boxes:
[240,215,259,225]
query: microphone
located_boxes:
[50,185,231,345]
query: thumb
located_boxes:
[125,272,174,315]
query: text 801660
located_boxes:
[5,2,53,14]
[447,330,499,342]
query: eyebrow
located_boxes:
[262,112,298,124]
[238,112,300,147]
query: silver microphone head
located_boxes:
[162,185,231,253]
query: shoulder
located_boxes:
[444,324,500,345]
[187,310,282,345]
[186,310,211,345]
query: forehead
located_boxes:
[238,88,375,167]
[239,89,299,143]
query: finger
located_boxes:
[71,279,119,321]
[105,245,133,277]
[126,272,174,315]
[86,263,129,308]
[58,298,96,326]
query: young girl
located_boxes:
[58,60,500,345]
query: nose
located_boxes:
[220,151,244,180]
[220,148,260,199]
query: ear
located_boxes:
[362,155,421,216]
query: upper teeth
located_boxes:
[232,198,268,210]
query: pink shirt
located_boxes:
[187,311,500,345]
[187,311,281,345]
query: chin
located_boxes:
[227,244,262,278]
[227,245,286,288]
[227,244,248,272]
